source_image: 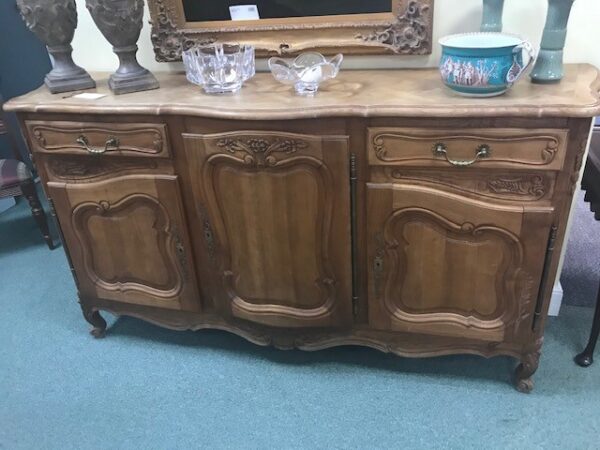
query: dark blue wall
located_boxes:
[0,1,51,162]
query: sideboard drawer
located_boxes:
[26,120,170,158]
[367,127,568,170]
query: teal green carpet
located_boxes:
[1,195,600,450]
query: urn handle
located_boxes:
[433,143,491,167]
[76,135,119,155]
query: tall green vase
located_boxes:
[481,0,505,32]
[530,0,576,84]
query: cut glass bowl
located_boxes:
[268,52,343,96]
[183,43,255,94]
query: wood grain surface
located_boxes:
[5,65,600,119]
[11,66,600,391]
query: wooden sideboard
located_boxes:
[6,65,600,392]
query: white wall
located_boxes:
[71,0,600,72]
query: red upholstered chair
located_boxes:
[0,114,54,250]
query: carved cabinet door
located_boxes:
[367,183,555,342]
[48,174,200,311]
[182,131,352,328]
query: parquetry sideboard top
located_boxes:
[5,64,600,120]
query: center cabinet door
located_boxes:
[367,183,555,342]
[182,131,352,328]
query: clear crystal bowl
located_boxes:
[268,52,343,96]
[183,43,255,94]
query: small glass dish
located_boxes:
[268,52,343,96]
[182,43,255,94]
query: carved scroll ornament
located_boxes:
[147,0,434,61]
[150,0,205,62]
[357,0,431,53]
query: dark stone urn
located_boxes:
[17,0,96,94]
[86,0,159,95]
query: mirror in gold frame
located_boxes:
[148,0,434,61]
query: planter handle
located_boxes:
[507,41,537,86]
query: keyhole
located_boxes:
[374,258,383,272]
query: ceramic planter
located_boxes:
[17,0,95,94]
[481,0,505,32]
[439,33,536,97]
[530,0,576,84]
[86,0,159,95]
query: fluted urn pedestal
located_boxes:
[17,0,95,94]
[86,0,159,95]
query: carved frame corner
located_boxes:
[147,0,434,62]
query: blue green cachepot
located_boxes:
[439,33,536,97]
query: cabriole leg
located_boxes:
[81,303,107,338]
[514,351,541,393]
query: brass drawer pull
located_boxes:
[76,135,120,155]
[433,143,491,167]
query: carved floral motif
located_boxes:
[216,137,308,167]
[389,170,548,201]
[48,158,158,179]
[484,176,546,198]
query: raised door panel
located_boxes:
[48,174,200,311]
[182,131,352,328]
[367,183,554,342]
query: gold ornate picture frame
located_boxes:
[147,0,434,62]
